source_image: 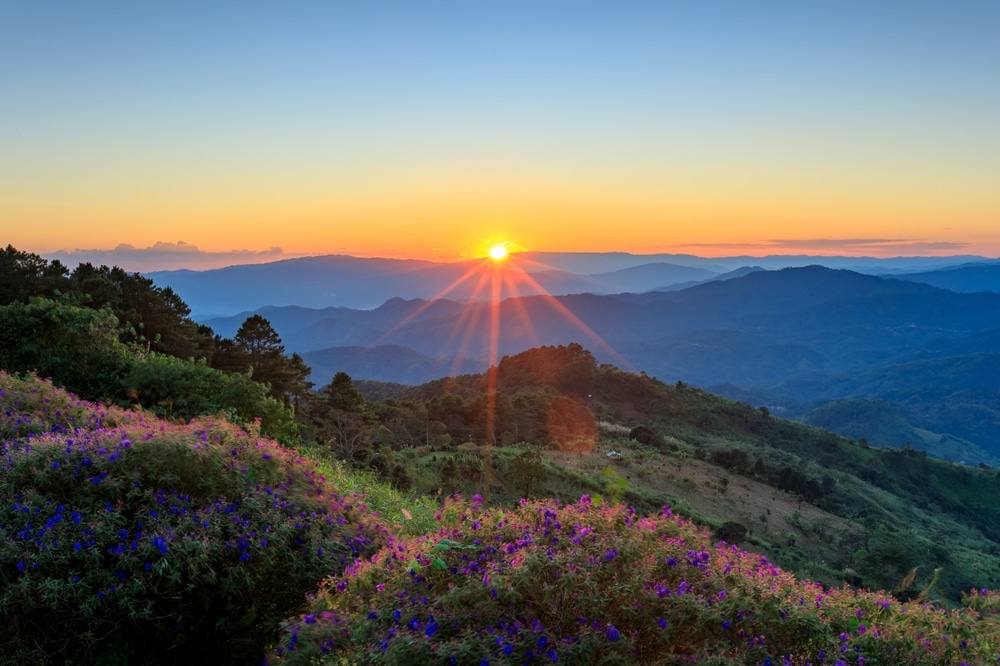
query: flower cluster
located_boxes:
[270,496,1000,665]
[0,373,387,665]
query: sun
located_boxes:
[488,245,509,261]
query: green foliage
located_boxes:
[0,298,134,399]
[0,374,385,665]
[67,261,207,358]
[0,244,70,303]
[121,353,299,444]
[507,446,546,496]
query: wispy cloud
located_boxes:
[676,238,969,256]
[45,241,293,272]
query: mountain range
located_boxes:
[149,254,1000,463]
[148,252,997,316]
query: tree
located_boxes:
[0,245,70,304]
[69,263,206,358]
[508,447,546,497]
[233,314,290,396]
[281,352,314,412]
[299,372,373,463]
[323,371,366,413]
[234,314,285,368]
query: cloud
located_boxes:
[675,238,970,256]
[45,241,291,272]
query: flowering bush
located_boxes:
[271,494,1000,665]
[0,373,386,665]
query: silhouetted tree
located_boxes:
[0,245,70,304]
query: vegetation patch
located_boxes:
[0,373,385,665]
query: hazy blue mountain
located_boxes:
[894,261,1000,293]
[191,264,1000,457]
[587,263,717,292]
[149,252,989,318]
[152,255,719,317]
[518,251,987,275]
[300,345,485,386]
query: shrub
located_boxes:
[0,373,386,665]
[0,298,134,400]
[121,352,299,445]
[271,495,1000,665]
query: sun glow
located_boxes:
[488,245,509,261]
[365,240,629,469]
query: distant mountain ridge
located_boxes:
[148,251,992,317]
[196,265,1000,460]
[894,260,1000,293]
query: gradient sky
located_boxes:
[2,1,998,268]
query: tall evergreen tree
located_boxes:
[234,314,285,371]
[231,315,313,406]
[0,245,70,304]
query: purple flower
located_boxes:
[605,625,620,641]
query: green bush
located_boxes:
[0,298,134,400]
[122,352,298,444]
[0,373,386,665]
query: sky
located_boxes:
[2,1,999,270]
